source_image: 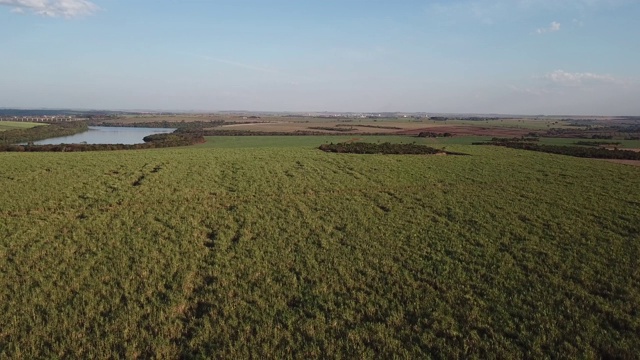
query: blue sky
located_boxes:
[1,0,639,115]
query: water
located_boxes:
[28,126,177,145]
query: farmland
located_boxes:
[96,115,578,136]
[91,114,640,141]
[0,122,88,146]
[1,136,639,358]
[0,121,44,131]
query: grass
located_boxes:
[1,136,639,358]
[0,121,46,131]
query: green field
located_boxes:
[1,137,639,358]
[0,121,45,131]
[198,135,640,149]
[196,135,491,149]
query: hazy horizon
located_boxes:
[1,106,636,118]
[2,0,639,116]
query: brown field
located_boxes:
[396,125,531,137]
[109,115,540,137]
[214,122,534,137]
[210,118,541,136]
[214,120,428,133]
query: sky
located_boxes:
[1,0,639,115]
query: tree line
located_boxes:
[90,120,228,130]
[319,142,467,155]
[475,139,640,160]
[573,141,621,147]
[0,133,205,152]
[417,132,453,138]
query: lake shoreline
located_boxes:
[24,126,177,145]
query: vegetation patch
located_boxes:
[475,139,640,160]
[193,129,394,136]
[530,124,640,140]
[92,120,228,130]
[0,133,204,152]
[0,121,46,132]
[489,137,539,142]
[574,141,621,147]
[417,131,453,138]
[0,121,87,145]
[319,141,467,155]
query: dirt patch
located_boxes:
[602,159,640,167]
[602,147,640,153]
[220,122,281,128]
[396,126,531,137]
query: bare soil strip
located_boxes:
[603,159,640,167]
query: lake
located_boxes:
[28,126,177,145]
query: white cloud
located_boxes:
[536,21,561,34]
[542,70,620,86]
[0,0,99,18]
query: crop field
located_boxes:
[202,119,593,140]
[1,137,639,358]
[200,135,640,149]
[214,119,430,134]
[103,114,578,136]
[0,121,44,131]
[210,118,571,135]
[195,135,491,149]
